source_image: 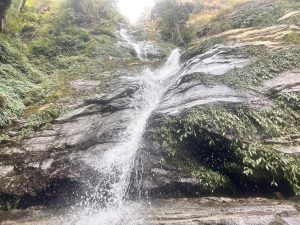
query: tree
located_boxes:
[150,0,194,45]
[0,0,12,32]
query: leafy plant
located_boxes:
[158,95,300,195]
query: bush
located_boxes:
[158,94,300,195]
[180,159,234,194]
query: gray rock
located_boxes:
[0,41,298,210]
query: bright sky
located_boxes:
[117,0,155,24]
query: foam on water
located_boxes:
[120,29,145,61]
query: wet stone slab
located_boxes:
[1,198,300,225]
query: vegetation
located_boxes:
[181,46,300,90]
[155,0,300,197]
[0,0,132,144]
[199,0,300,37]
[158,92,300,195]
[1,0,300,208]
[285,32,300,45]
[0,0,12,32]
[180,158,234,194]
[148,0,194,46]
[145,0,255,45]
[148,0,300,46]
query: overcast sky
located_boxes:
[117,0,155,23]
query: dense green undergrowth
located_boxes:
[157,0,300,197]
[0,40,42,127]
[158,91,300,195]
[0,0,136,143]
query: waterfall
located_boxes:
[66,49,181,225]
[120,28,146,60]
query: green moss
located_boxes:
[90,26,116,38]
[284,32,300,45]
[223,48,300,90]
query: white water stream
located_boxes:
[65,31,181,225]
[120,28,146,60]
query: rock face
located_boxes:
[0,75,152,207]
[0,42,260,205]
[263,70,300,94]
[1,197,300,225]
[0,33,300,212]
[119,28,168,60]
[142,198,300,225]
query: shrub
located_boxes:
[158,95,300,195]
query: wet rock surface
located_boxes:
[1,198,300,225]
[263,70,300,94]
[0,75,149,207]
[142,198,300,225]
[0,38,299,214]
[131,45,255,198]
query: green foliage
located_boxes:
[234,142,300,195]
[62,0,123,24]
[0,40,42,127]
[90,26,116,38]
[151,0,193,45]
[223,48,300,90]
[162,95,300,142]
[0,134,10,144]
[181,159,233,193]
[28,106,60,127]
[31,27,92,57]
[0,0,131,144]
[284,32,300,45]
[158,93,300,195]
[207,0,300,36]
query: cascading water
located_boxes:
[65,31,181,224]
[120,28,146,60]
